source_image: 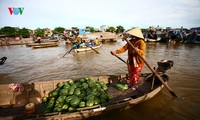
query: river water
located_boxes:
[0,41,200,120]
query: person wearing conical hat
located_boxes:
[111,27,146,87]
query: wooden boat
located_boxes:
[0,60,173,120]
[145,37,161,42]
[32,43,59,49]
[74,43,102,52]
[43,39,59,43]
[26,43,54,47]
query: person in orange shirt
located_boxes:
[76,35,82,44]
[111,28,146,87]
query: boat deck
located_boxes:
[0,73,166,120]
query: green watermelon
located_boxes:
[78,101,86,108]
[57,82,65,88]
[68,80,74,85]
[68,107,76,112]
[86,100,94,107]
[116,83,128,91]
[59,88,69,96]
[93,98,100,105]
[70,97,80,107]
[53,106,62,112]
[65,96,75,103]
[74,88,81,96]
[56,96,66,104]
[68,87,75,95]
[42,96,48,104]
[62,104,69,110]
[82,83,89,89]
[79,78,85,83]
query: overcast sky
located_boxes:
[0,0,200,30]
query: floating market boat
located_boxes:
[0,60,173,120]
[26,43,52,47]
[31,43,59,49]
[43,39,59,43]
[74,43,102,52]
[145,37,161,42]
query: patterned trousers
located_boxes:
[128,64,144,86]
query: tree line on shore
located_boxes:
[0,25,126,38]
[1,26,199,44]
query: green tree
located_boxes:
[86,26,95,33]
[141,28,147,33]
[53,27,65,34]
[18,27,30,38]
[0,26,17,37]
[116,25,125,34]
[106,26,115,33]
[34,28,45,37]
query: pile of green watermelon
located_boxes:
[42,77,113,113]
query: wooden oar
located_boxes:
[110,51,126,64]
[124,39,178,98]
[63,46,74,57]
[90,46,100,54]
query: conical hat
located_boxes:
[126,27,144,39]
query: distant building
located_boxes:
[79,28,90,35]
[100,25,108,32]
[44,28,53,37]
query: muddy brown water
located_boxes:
[0,41,200,120]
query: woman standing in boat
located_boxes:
[111,27,146,87]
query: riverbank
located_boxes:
[0,38,33,46]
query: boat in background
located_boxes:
[74,43,102,53]
[31,42,59,49]
[43,39,59,43]
[145,37,161,42]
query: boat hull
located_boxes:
[0,73,168,120]
[32,43,59,49]
[145,37,161,42]
[74,43,102,52]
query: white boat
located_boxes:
[145,37,161,42]
[74,43,102,52]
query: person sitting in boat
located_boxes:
[111,27,146,87]
[76,35,81,44]
[72,42,79,49]
[147,29,155,39]
[35,36,42,43]
[79,40,86,48]
[89,39,95,46]
[94,38,99,45]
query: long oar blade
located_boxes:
[63,47,73,57]
[90,47,100,54]
[110,51,126,64]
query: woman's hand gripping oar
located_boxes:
[124,39,178,98]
